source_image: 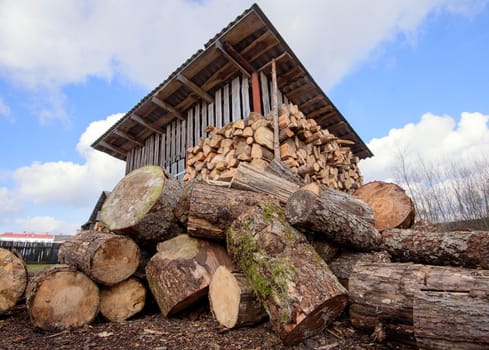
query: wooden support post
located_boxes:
[251,71,261,114]
[271,59,280,160]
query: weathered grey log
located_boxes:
[101,165,183,243]
[227,203,348,345]
[286,188,381,250]
[174,178,199,226]
[0,248,27,314]
[100,277,146,322]
[58,230,140,285]
[265,158,304,186]
[380,229,489,268]
[310,240,339,263]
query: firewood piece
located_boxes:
[248,111,263,124]
[254,126,274,151]
[413,291,489,349]
[251,143,274,161]
[380,229,489,268]
[227,203,348,345]
[279,127,294,142]
[286,188,381,250]
[146,234,233,317]
[353,181,415,230]
[187,183,277,241]
[0,248,27,314]
[265,159,305,186]
[26,265,99,331]
[349,262,489,341]
[100,277,146,322]
[58,231,140,286]
[209,266,268,329]
[249,158,269,170]
[101,165,183,242]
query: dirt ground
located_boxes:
[0,300,415,350]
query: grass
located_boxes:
[27,264,54,274]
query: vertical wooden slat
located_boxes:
[223,83,230,125]
[176,119,181,162]
[160,132,166,168]
[125,152,130,174]
[215,89,222,128]
[181,119,187,158]
[166,123,171,170]
[278,88,283,106]
[201,102,208,136]
[172,120,178,164]
[241,73,250,119]
[187,108,194,149]
[231,76,241,122]
[251,71,262,114]
[194,103,201,144]
[208,103,215,129]
[260,72,270,115]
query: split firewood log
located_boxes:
[58,230,140,286]
[227,203,348,345]
[0,248,27,314]
[187,183,278,241]
[209,266,268,329]
[353,181,415,230]
[348,262,489,342]
[26,265,99,331]
[101,165,183,243]
[100,277,146,322]
[146,234,233,317]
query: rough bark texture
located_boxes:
[209,265,268,329]
[353,181,415,231]
[58,230,140,286]
[0,248,27,314]
[265,158,305,186]
[230,162,300,203]
[380,229,489,268]
[101,165,183,243]
[348,262,489,342]
[310,240,339,264]
[100,277,146,322]
[187,183,278,241]
[26,264,99,331]
[286,189,381,250]
[227,203,348,345]
[174,178,199,226]
[413,290,489,350]
[146,234,234,317]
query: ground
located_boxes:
[0,301,415,350]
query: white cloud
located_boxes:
[16,216,79,235]
[0,96,13,122]
[360,112,489,182]
[0,187,22,220]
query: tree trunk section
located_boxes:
[286,189,381,250]
[146,234,233,317]
[353,181,415,230]
[413,290,489,350]
[101,165,183,243]
[209,266,268,329]
[100,277,146,322]
[0,248,27,314]
[58,230,140,286]
[174,178,199,226]
[227,203,348,345]
[265,158,304,186]
[310,240,339,263]
[348,262,489,342]
[26,264,99,331]
[380,229,489,268]
[187,183,278,241]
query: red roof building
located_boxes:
[0,232,55,243]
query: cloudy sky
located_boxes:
[0,0,488,234]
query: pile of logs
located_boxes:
[184,104,362,192]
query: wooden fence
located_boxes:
[0,241,61,264]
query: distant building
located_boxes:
[0,232,55,243]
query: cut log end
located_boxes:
[100,278,146,322]
[0,248,27,314]
[285,189,315,226]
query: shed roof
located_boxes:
[92,3,372,160]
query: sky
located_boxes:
[0,0,488,235]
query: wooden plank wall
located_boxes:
[125,73,287,178]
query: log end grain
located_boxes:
[100,277,146,322]
[0,248,27,314]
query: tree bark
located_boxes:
[265,158,305,186]
[310,240,339,264]
[101,165,183,243]
[353,181,415,230]
[145,234,233,317]
[227,203,348,345]
[286,189,381,250]
[209,265,268,329]
[174,178,199,226]
[100,277,146,322]
[187,183,278,241]
[0,248,27,314]
[58,230,140,286]
[348,262,489,342]
[413,290,489,350]
[26,264,99,331]
[380,229,489,268]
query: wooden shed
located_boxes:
[92,4,372,179]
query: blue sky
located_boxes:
[1,0,488,234]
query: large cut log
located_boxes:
[187,183,278,241]
[353,181,415,230]
[209,265,268,329]
[227,203,348,345]
[58,230,140,286]
[286,188,381,250]
[174,178,199,226]
[348,262,489,342]
[146,234,233,317]
[101,165,183,243]
[100,277,146,322]
[26,264,99,331]
[265,158,304,186]
[0,248,27,314]
[380,228,489,268]
[413,290,489,350]
[310,240,339,263]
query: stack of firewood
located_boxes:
[184,104,362,192]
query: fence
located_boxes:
[0,241,61,264]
